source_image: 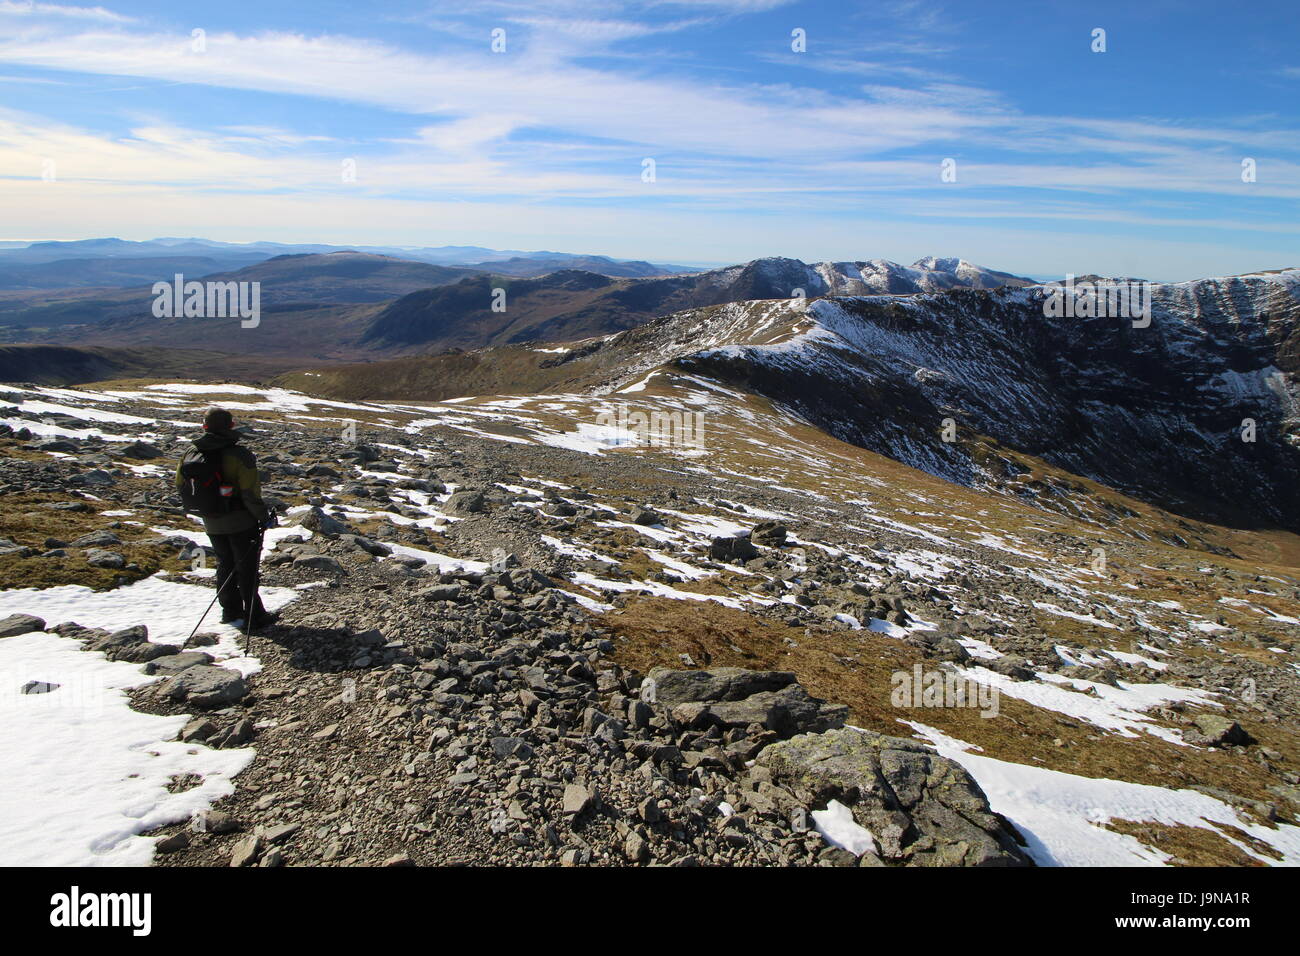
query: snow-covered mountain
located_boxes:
[687,255,1032,297]
[815,257,1035,294]
[358,255,1032,353]
[505,268,1300,531]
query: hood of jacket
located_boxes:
[192,428,243,452]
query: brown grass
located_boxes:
[1103,819,1268,866]
[0,488,188,590]
[602,597,1298,818]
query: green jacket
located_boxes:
[175,429,269,535]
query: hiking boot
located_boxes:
[242,611,278,633]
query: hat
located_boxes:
[203,407,234,432]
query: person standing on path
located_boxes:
[176,407,277,632]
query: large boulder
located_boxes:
[83,624,178,663]
[1186,714,1255,748]
[157,665,249,708]
[118,440,164,460]
[444,489,486,515]
[757,728,1032,867]
[0,538,34,558]
[296,507,352,537]
[642,667,797,706]
[83,549,126,569]
[0,613,46,638]
[293,554,345,574]
[629,506,662,526]
[642,667,847,739]
[750,521,788,547]
[71,530,121,548]
[709,535,757,563]
[338,534,391,557]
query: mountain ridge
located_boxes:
[284,268,1300,532]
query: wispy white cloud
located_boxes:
[0,4,1294,277]
[0,1,132,22]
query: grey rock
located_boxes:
[158,665,250,708]
[491,736,535,761]
[624,829,649,862]
[710,535,757,563]
[180,718,217,743]
[262,822,301,844]
[420,584,465,603]
[645,667,846,739]
[155,831,190,853]
[339,534,391,557]
[987,655,1034,681]
[0,613,45,638]
[296,507,352,536]
[750,521,788,546]
[641,667,797,706]
[69,469,115,487]
[197,810,242,834]
[83,548,126,569]
[293,554,344,574]
[757,727,1031,867]
[1186,714,1255,747]
[445,489,486,515]
[562,783,594,816]
[630,506,662,526]
[144,650,214,676]
[119,440,164,460]
[230,834,262,867]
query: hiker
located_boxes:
[176,407,277,632]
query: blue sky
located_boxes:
[0,0,1297,278]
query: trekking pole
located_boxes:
[185,563,241,646]
[233,528,266,658]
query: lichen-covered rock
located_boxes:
[757,727,1032,867]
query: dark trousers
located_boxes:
[208,526,265,622]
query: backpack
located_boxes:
[178,448,240,517]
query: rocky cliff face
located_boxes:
[618,270,1300,530]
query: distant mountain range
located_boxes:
[0,238,698,290]
[3,248,1295,531]
[0,252,1035,360]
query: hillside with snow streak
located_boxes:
[568,269,1299,531]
